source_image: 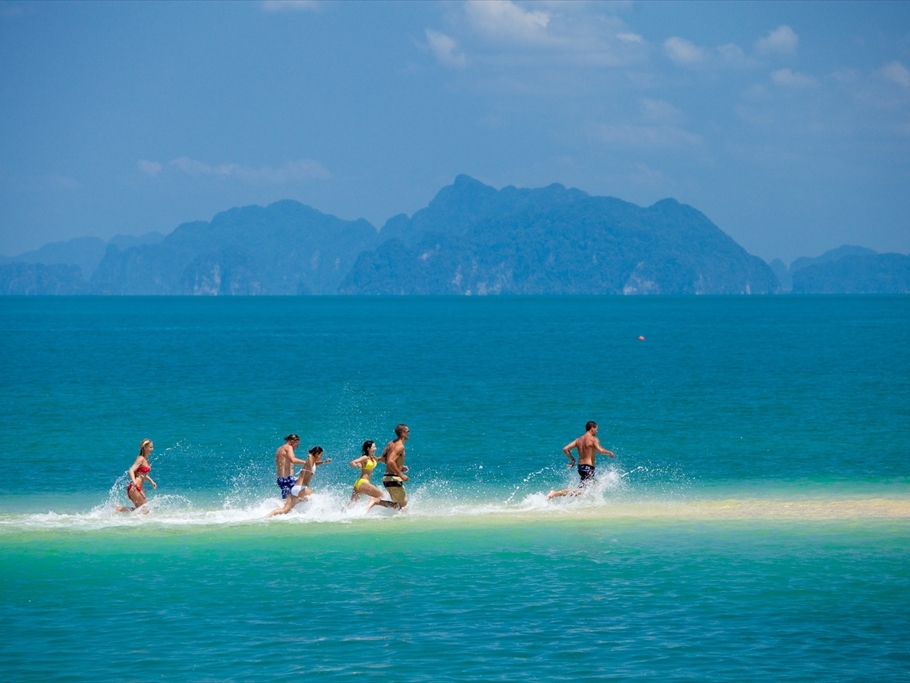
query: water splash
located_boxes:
[2,461,908,534]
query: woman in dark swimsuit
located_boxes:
[117,438,157,512]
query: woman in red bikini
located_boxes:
[117,438,157,512]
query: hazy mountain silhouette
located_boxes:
[5,175,902,296]
[90,201,379,295]
[341,175,778,295]
[770,245,909,294]
[791,245,878,273]
[0,262,92,295]
[792,253,910,294]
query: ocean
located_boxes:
[1,296,908,681]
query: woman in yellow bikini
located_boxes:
[346,440,397,511]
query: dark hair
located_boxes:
[362,440,375,456]
[285,434,300,442]
[308,446,323,456]
[394,424,409,438]
[585,421,597,432]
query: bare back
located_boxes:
[564,429,612,467]
[275,443,297,478]
[575,433,599,466]
[297,452,318,487]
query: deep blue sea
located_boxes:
[1,296,908,681]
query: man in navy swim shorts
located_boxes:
[273,434,307,499]
[547,421,615,500]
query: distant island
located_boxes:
[2,175,907,295]
[768,245,910,294]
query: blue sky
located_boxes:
[1,0,908,262]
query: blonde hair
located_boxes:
[139,439,153,457]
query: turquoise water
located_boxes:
[1,296,909,680]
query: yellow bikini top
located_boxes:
[362,456,377,473]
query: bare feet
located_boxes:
[547,488,580,501]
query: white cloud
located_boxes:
[465,0,550,43]
[756,25,798,56]
[617,33,643,45]
[662,37,758,70]
[170,157,227,176]
[426,29,467,68]
[169,157,332,183]
[881,60,910,88]
[640,99,682,124]
[716,43,756,68]
[664,37,704,66]
[440,2,647,69]
[261,0,318,12]
[137,160,163,177]
[771,68,815,88]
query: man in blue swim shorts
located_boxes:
[273,434,308,499]
[277,476,295,499]
[267,445,331,517]
[547,421,614,500]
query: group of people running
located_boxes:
[266,423,411,517]
[116,421,614,514]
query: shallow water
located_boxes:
[2,517,908,682]
[1,296,908,680]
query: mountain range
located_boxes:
[2,175,907,295]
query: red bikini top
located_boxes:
[137,465,151,473]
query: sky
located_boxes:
[1,0,909,263]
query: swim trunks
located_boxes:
[577,464,595,486]
[277,476,295,499]
[382,474,407,505]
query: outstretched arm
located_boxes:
[594,438,615,458]
[280,450,308,467]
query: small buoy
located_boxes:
[638,335,645,341]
